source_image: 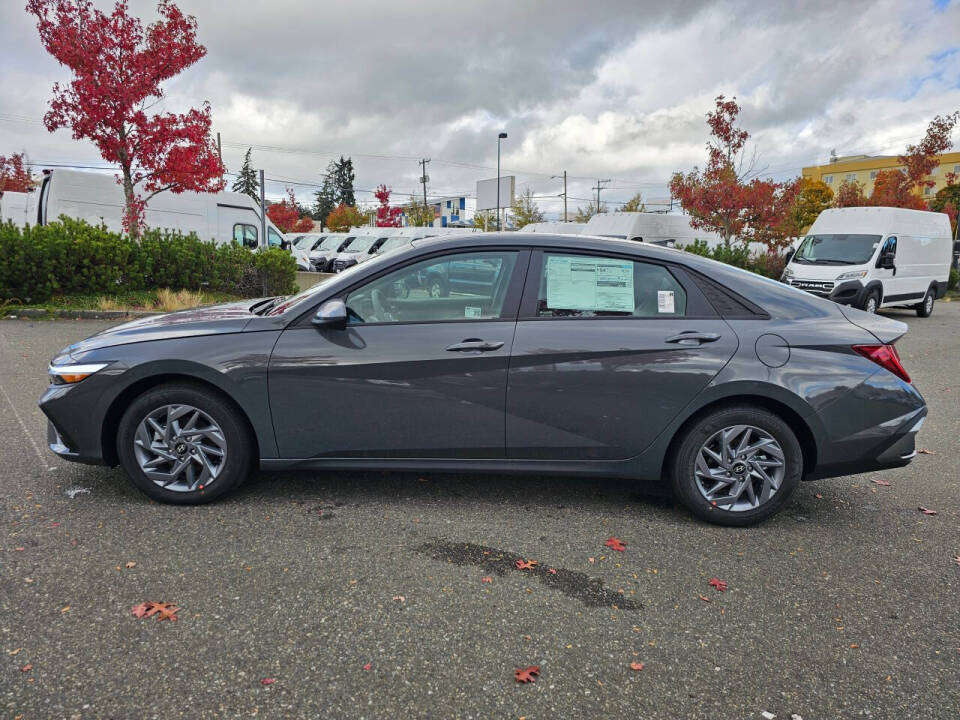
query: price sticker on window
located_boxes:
[657,290,675,314]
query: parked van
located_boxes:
[519,221,586,235]
[33,169,286,248]
[582,211,723,248]
[331,234,391,272]
[308,233,357,272]
[781,207,952,316]
[0,190,33,228]
[287,233,327,270]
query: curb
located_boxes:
[4,308,160,320]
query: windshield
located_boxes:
[343,235,378,253]
[793,234,881,265]
[318,235,344,250]
[378,237,411,253]
[295,235,321,249]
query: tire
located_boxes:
[862,289,880,314]
[915,287,935,317]
[117,382,252,505]
[670,405,803,526]
[426,273,449,298]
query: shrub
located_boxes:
[949,266,959,292]
[678,239,785,279]
[0,217,297,303]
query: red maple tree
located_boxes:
[374,184,402,227]
[27,0,224,236]
[670,96,799,250]
[266,188,313,233]
[0,152,35,193]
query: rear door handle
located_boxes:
[665,331,721,345]
[445,338,505,352]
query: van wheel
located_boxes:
[670,406,802,526]
[862,289,880,314]
[117,383,252,504]
[915,288,935,317]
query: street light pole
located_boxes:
[497,132,507,231]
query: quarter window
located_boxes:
[233,223,258,248]
[346,251,519,324]
[535,253,687,318]
[268,227,284,247]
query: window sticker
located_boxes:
[545,256,634,312]
[464,306,482,318]
[657,290,675,314]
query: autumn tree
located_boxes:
[834,178,867,208]
[404,194,436,227]
[472,209,496,231]
[789,178,833,233]
[374,184,402,227]
[671,95,799,251]
[231,147,259,201]
[899,112,959,196]
[620,192,646,212]
[0,152,35,192]
[511,187,544,228]
[930,182,959,237]
[266,188,313,233]
[325,203,364,232]
[573,200,603,222]
[28,0,224,236]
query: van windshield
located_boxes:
[318,236,343,250]
[793,234,881,265]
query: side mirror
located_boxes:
[312,298,347,330]
[784,247,795,263]
[878,254,895,270]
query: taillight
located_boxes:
[852,344,911,384]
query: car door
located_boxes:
[506,250,738,461]
[269,248,529,459]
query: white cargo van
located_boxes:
[33,169,286,248]
[781,207,952,316]
[519,221,586,235]
[0,190,33,228]
[582,212,724,248]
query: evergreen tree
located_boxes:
[231,148,259,201]
[332,155,356,206]
[313,163,338,230]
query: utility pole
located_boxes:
[594,179,611,214]
[216,132,222,165]
[420,158,431,224]
[258,169,266,250]
[563,170,568,222]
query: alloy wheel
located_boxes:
[925,294,933,313]
[133,404,228,492]
[694,424,786,512]
[865,295,878,313]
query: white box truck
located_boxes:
[32,169,286,248]
[781,206,952,316]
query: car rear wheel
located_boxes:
[915,288,935,317]
[670,406,802,526]
[117,383,252,504]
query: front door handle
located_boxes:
[665,331,721,345]
[445,338,505,352]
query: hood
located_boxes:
[785,261,867,281]
[62,301,258,356]
[837,305,908,344]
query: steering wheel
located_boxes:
[371,289,395,322]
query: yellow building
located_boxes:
[802,151,960,199]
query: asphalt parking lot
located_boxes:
[1,305,958,719]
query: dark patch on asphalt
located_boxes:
[418,539,642,611]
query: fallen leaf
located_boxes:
[481,576,493,584]
[260,678,275,686]
[629,661,644,671]
[14,547,24,552]
[125,561,136,569]
[918,506,937,516]
[20,664,32,673]
[588,557,595,564]
[515,559,538,570]
[871,479,891,486]
[849,643,860,649]
[131,601,180,621]
[514,665,540,683]
[49,522,60,528]
[708,578,728,592]
[917,448,935,455]
[954,555,960,568]
[362,662,372,671]
[61,606,70,613]
[605,537,626,552]
[547,568,557,575]
[392,595,405,603]
[7,648,21,656]
[698,594,712,603]
[814,494,823,499]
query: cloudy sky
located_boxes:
[2,0,959,218]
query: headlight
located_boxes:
[48,362,108,385]
[780,268,793,281]
[835,270,868,282]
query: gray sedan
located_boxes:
[39,233,925,525]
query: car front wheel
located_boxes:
[117,382,252,504]
[670,406,802,526]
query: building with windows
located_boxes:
[431,195,467,227]
[802,152,960,199]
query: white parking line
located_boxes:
[0,380,56,471]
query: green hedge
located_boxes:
[680,239,787,279]
[0,217,297,303]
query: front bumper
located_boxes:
[785,278,868,307]
[39,377,112,466]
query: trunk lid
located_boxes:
[837,305,908,344]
